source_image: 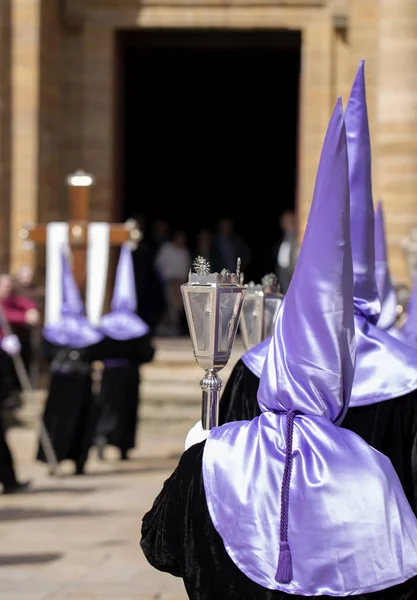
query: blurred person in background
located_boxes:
[94,244,155,461]
[0,274,40,417]
[12,265,44,384]
[211,218,251,274]
[131,215,167,335]
[272,209,298,293]
[155,230,191,336]
[193,228,215,268]
[12,265,44,305]
[0,282,31,494]
[38,251,105,476]
[149,218,170,257]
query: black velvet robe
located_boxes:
[219,359,417,515]
[94,335,155,454]
[141,442,417,600]
[37,340,104,473]
[0,351,18,487]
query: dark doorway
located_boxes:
[117,29,301,282]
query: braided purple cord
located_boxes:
[279,411,295,542]
[276,410,295,584]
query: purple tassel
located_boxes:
[275,411,295,584]
[276,541,293,583]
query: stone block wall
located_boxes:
[0,0,11,272]
[4,0,417,285]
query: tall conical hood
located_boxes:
[344,61,417,407]
[99,243,149,341]
[241,335,271,378]
[202,97,417,595]
[257,97,355,422]
[239,76,417,408]
[374,199,398,329]
[344,60,380,323]
[42,248,104,348]
[60,250,84,316]
[401,270,417,345]
[111,244,137,313]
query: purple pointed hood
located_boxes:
[345,60,380,322]
[99,244,149,341]
[237,63,417,410]
[374,199,398,329]
[43,250,104,348]
[241,335,271,378]
[401,270,417,345]
[257,97,355,422]
[345,61,417,406]
[202,97,417,595]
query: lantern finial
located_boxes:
[261,273,278,289]
[193,256,211,276]
[236,257,241,279]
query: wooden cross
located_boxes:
[18,169,141,296]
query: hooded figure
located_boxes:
[140,99,417,599]
[214,61,417,514]
[38,249,104,475]
[374,199,402,333]
[399,271,417,347]
[95,244,155,461]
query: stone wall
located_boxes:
[0,0,11,272]
[9,0,41,274]
[4,0,417,284]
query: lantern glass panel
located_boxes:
[217,291,244,352]
[243,297,259,339]
[188,290,213,352]
[263,296,283,339]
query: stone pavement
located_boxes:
[0,337,245,600]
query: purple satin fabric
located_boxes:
[43,250,104,348]
[345,61,381,325]
[43,315,103,349]
[387,324,411,344]
[374,202,398,330]
[241,336,271,378]
[349,314,417,406]
[401,273,417,346]
[344,61,417,404]
[242,316,417,408]
[376,286,398,330]
[99,311,149,341]
[375,261,398,330]
[203,92,417,596]
[203,413,417,594]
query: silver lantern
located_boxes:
[181,256,246,430]
[240,273,283,351]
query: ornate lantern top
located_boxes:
[245,273,280,293]
[187,256,241,286]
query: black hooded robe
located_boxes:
[140,441,417,600]
[94,334,155,458]
[36,340,105,474]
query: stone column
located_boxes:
[376,0,417,284]
[349,0,379,186]
[297,11,333,239]
[0,0,11,271]
[10,0,41,273]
